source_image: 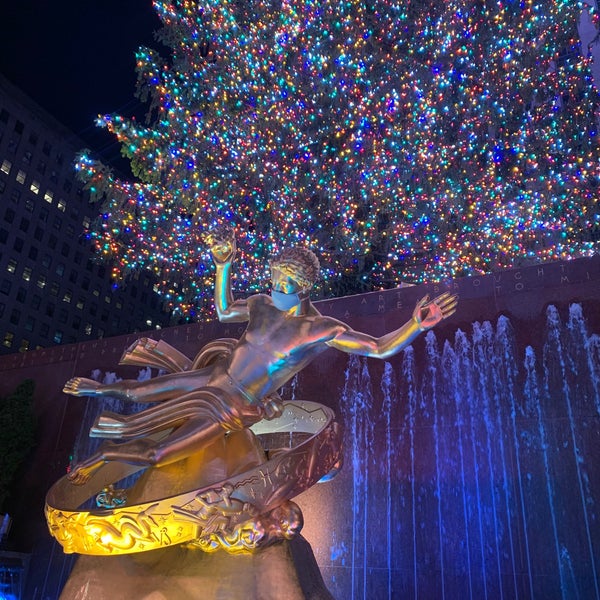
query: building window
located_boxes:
[19,339,29,353]
[82,216,91,228]
[1,159,11,175]
[24,316,35,332]
[72,316,81,330]
[28,246,38,260]
[81,277,89,290]
[39,207,49,222]
[19,217,29,232]
[39,323,49,338]
[1,279,12,295]
[0,228,7,244]
[13,237,24,252]
[4,207,15,223]
[22,267,32,282]
[61,242,70,257]
[14,120,24,134]
[16,287,26,303]
[16,169,26,184]
[85,323,92,335]
[22,150,32,165]
[44,189,53,203]
[10,308,20,325]
[48,235,57,249]
[53,330,63,344]
[11,189,20,203]
[34,226,43,241]
[24,198,34,212]
[49,282,59,296]
[53,216,62,230]
[7,258,17,273]
[37,160,46,175]
[41,254,51,269]
[57,199,66,212]
[55,263,65,276]
[30,180,40,194]
[3,332,14,348]
[46,302,55,317]
[58,308,68,323]
[69,270,78,284]
[63,290,72,303]
[31,294,41,309]
[76,297,84,310]
[37,275,46,289]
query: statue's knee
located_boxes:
[146,446,163,466]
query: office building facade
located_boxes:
[0,74,171,355]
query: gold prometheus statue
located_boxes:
[46,224,457,555]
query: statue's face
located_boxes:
[271,267,302,295]
[270,267,306,311]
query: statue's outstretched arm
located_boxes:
[326,292,457,359]
[205,225,249,323]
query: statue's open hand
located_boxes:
[204,223,236,264]
[413,292,458,331]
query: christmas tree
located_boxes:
[77,0,600,319]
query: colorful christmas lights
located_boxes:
[76,0,600,318]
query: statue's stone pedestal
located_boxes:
[59,535,333,600]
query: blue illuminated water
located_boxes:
[335,303,600,599]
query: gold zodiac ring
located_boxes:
[45,401,342,556]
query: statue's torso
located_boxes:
[223,294,344,400]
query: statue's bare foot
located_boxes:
[63,377,102,396]
[68,458,105,485]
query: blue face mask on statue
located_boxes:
[271,289,302,311]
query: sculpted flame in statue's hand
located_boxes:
[63,225,457,485]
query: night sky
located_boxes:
[0,1,162,164]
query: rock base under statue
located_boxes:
[59,535,333,600]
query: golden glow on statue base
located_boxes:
[46,402,341,556]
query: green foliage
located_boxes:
[0,379,36,511]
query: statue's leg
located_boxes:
[69,418,225,485]
[64,368,213,403]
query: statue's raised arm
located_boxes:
[204,224,249,322]
[326,292,457,359]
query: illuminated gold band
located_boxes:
[45,401,341,556]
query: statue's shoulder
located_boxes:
[247,293,271,307]
[309,307,350,334]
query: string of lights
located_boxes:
[76,0,600,319]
